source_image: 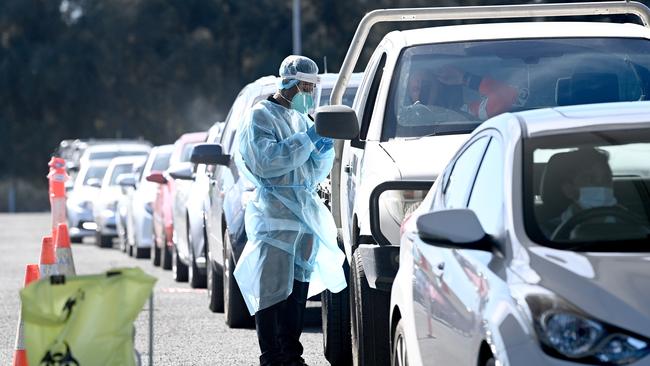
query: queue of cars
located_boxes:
[59,2,650,365]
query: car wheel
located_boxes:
[351,249,391,366]
[70,236,83,244]
[223,230,254,328]
[207,258,224,313]
[172,247,189,282]
[485,358,496,366]
[135,246,150,259]
[151,244,161,266]
[322,258,352,366]
[188,249,207,288]
[161,233,173,270]
[96,231,113,248]
[391,319,407,366]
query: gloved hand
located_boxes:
[315,137,334,153]
[306,125,320,143]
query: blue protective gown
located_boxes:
[233,99,347,315]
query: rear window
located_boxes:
[82,166,108,185]
[89,150,148,160]
[109,164,133,186]
[180,143,197,162]
[385,37,650,139]
[152,152,172,171]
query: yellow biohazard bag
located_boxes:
[20,267,156,366]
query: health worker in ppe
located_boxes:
[233,55,347,366]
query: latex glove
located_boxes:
[315,137,334,153]
[306,125,320,143]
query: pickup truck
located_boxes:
[315,2,650,365]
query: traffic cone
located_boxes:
[39,236,58,277]
[12,264,40,366]
[55,223,76,276]
[47,157,68,237]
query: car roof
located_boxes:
[505,101,650,138]
[83,143,151,154]
[109,155,147,166]
[151,144,175,153]
[391,21,650,47]
[176,131,208,144]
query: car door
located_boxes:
[433,134,504,365]
[205,90,249,269]
[341,49,387,253]
[413,135,490,363]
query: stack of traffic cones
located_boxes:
[39,236,58,277]
[54,223,76,276]
[12,264,40,366]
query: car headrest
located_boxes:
[556,72,619,106]
[539,152,573,218]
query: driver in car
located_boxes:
[548,147,623,238]
[402,65,528,122]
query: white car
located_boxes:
[314,2,650,364]
[93,155,147,247]
[66,159,111,242]
[390,101,650,366]
[121,145,174,258]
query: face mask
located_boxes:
[578,186,617,209]
[290,86,315,114]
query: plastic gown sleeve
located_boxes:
[241,109,316,179]
[307,145,335,184]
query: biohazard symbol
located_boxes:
[61,289,84,321]
[40,342,79,366]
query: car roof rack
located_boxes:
[329,1,650,106]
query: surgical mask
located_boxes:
[578,186,617,209]
[290,87,315,114]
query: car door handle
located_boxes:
[433,262,445,277]
[210,180,216,186]
[344,164,352,174]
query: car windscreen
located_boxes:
[109,164,133,186]
[385,37,650,140]
[89,150,148,160]
[82,165,108,185]
[524,128,650,251]
[319,86,358,107]
[180,143,197,162]
[151,152,172,172]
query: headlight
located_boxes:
[528,295,650,365]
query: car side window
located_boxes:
[443,137,489,209]
[468,137,504,235]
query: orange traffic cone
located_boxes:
[55,223,76,276]
[39,236,58,277]
[12,264,40,366]
[47,157,68,237]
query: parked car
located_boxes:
[149,132,206,270]
[93,155,147,247]
[190,73,362,327]
[118,145,174,258]
[66,159,111,242]
[314,2,650,364]
[389,100,650,366]
[171,122,224,289]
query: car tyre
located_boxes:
[70,236,83,244]
[135,246,150,259]
[350,249,391,366]
[151,243,161,266]
[391,319,407,366]
[96,231,113,248]
[207,258,225,313]
[188,248,207,288]
[172,247,189,282]
[223,230,254,328]
[161,236,173,270]
[321,259,352,366]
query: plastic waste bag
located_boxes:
[20,267,156,366]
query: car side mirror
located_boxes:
[190,143,230,166]
[315,105,359,139]
[116,173,137,188]
[416,209,494,252]
[86,178,102,188]
[146,171,167,184]
[168,162,195,181]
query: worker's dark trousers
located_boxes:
[256,280,310,366]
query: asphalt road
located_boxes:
[0,213,329,365]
